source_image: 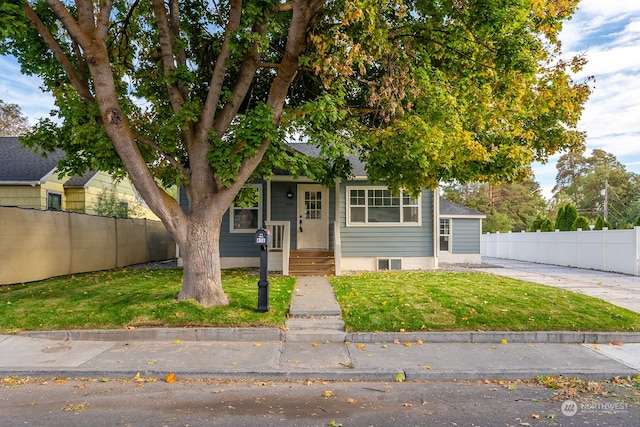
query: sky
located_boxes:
[1,0,639,200]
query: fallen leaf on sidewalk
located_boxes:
[254,343,262,347]
[312,343,321,347]
[165,372,176,383]
[592,344,601,350]
[357,344,366,350]
[346,397,356,404]
[173,339,180,345]
[323,390,333,397]
[501,339,508,345]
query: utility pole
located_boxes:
[601,180,608,222]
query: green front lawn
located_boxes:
[1,268,639,333]
[0,269,295,333]
[331,271,640,332]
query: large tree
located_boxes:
[554,149,640,227]
[1,0,590,306]
[442,175,546,233]
[0,100,31,136]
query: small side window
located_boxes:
[47,192,62,211]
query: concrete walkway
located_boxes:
[478,257,640,314]
[2,267,640,381]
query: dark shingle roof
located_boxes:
[440,198,485,217]
[64,170,99,188]
[287,142,367,176]
[0,136,65,182]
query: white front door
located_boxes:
[297,184,329,249]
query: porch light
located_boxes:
[287,187,294,199]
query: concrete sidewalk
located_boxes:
[2,328,640,381]
[477,257,640,314]
[2,268,640,381]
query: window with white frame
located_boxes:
[230,185,261,233]
[347,187,420,225]
[439,218,451,252]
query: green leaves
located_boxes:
[207,102,279,187]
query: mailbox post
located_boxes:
[255,227,271,312]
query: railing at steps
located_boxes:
[265,220,290,276]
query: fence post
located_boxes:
[603,227,608,272]
[635,227,640,276]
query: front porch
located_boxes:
[265,220,337,276]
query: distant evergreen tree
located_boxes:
[594,215,611,230]
[555,203,578,231]
[529,214,554,232]
[572,216,590,231]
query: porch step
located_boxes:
[285,276,345,342]
[289,250,335,276]
[285,317,345,330]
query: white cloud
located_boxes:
[533,0,640,197]
[0,57,57,125]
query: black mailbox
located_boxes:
[255,227,270,312]
[255,228,272,246]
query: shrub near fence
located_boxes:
[0,207,176,285]
[481,227,640,276]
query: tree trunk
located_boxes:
[176,215,229,307]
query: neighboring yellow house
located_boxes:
[0,136,158,220]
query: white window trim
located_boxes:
[229,184,262,233]
[346,186,421,227]
[439,218,451,253]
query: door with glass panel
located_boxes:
[297,184,329,249]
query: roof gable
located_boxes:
[288,142,367,177]
[439,198,486,217]
[63,170,100,188]
[0,136,65,182]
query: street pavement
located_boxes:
[1,258,640,382]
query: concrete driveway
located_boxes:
[477,257,640,314]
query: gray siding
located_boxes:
[219,181,267,257]
[179,181,336,257]
[339,182,434,257]
[270,182,298,249]
[178,183,267,257]
[451,218,481,254]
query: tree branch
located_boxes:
[23,2,94,104]
[96,0,115,40]
[168,0,190,100]
[133,132,188,175]
[232,0,326,189]
[212,22,264,137]
[197,0,244,136]
[150,0,185,114]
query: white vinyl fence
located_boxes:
[481,227,640,276]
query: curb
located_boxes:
[18,328,640,344]
[2,367,635,382]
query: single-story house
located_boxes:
[0,136,158,219]
[178,143,485,275]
